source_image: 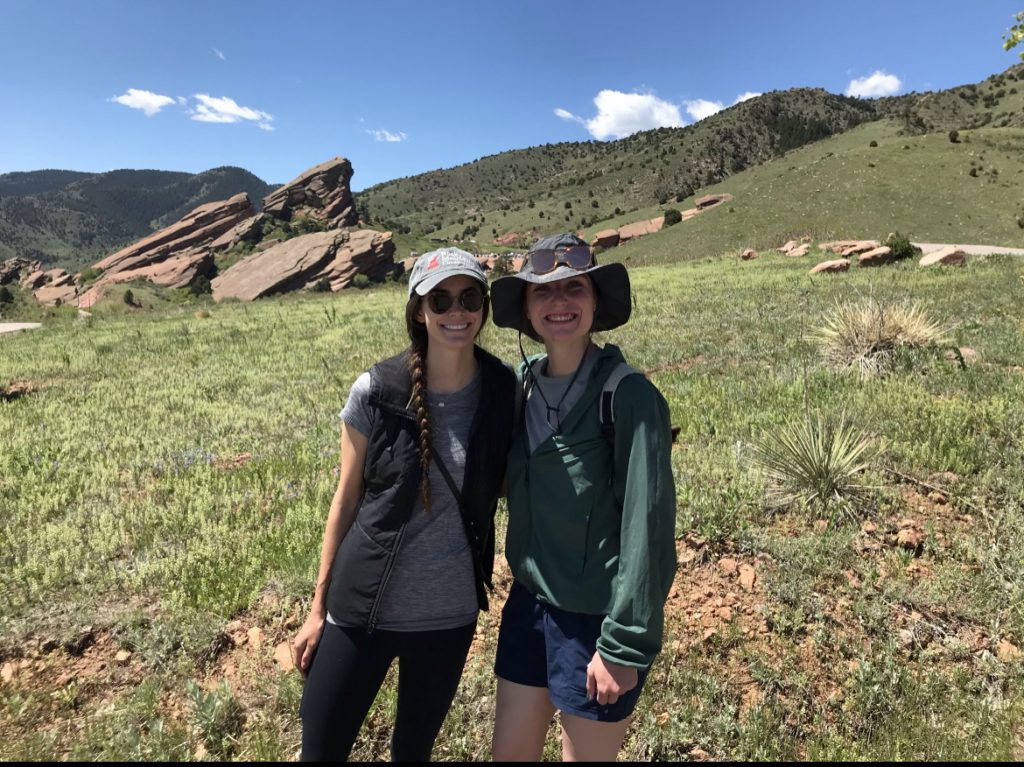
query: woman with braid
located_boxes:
[292,248,516,761]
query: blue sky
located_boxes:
[1,0,1021,190]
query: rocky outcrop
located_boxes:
[0,258,43,285]
[94,193,255,278]
[211,228,394,301]
[591,229,620,249]
[78,251,214,309]
[838,240,880,258]
[261,157,357,229]
[618,217,664,242]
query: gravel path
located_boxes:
[913,243,1024,256]
[0,322,42,335]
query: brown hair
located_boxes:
[404,288,490,512]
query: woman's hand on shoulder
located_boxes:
[292,610,326,679]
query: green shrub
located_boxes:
[123,289,138,307]
[311,277,332,293]
[663,209,682,226]
[869,140,878,147]
[948,129,960,143]
[0,286,12,304]
[78,267,105,284]
[189,276,212,296]
[351,274,371,290]
[882,231,921,262]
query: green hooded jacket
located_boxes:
[505,343,677,668]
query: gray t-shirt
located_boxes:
[330,368,480,631]
[525,344,599,453]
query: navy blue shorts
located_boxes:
[494,581,648,722]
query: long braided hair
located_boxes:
[404,289,490,513]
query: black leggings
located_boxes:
[299,620,476,762]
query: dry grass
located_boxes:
[816,297,951,378]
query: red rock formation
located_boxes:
[261,157,357,229]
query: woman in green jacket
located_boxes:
[489,233,677,761]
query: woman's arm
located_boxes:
[292,422,369,676]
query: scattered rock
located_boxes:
[997,639,1020,662]
[741,248,758,260]
[896,528,924,550]
[1,661,14,683]
[839,240,880,257]
[787,243,811,258]
[688,747,710,761]
[273,642,295,671]
[617,217,664,243]
[694,193,732,210]
[919,246,966,267]
[738,564,757,592]
[247,627,263,652]
[857,246,893,267]
[114,650,132,665]
[718,558,739,576]
[861,520,878,534]
[809,258,849,274]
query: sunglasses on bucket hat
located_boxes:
[527,245,594,275]
[424,287,487,314]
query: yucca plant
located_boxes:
[816,298,950,378]
[750,413,881,518]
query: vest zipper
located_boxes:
[367,523,407,634]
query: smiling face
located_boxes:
[524,275,597,347]
[415,275,486,352]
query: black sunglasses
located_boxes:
[528,245,593,275]
[425,287,487,314]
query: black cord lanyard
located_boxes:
[528,344,591,434]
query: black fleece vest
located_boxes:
[325,346,516,632]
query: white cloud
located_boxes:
[554,107,584,124]
[212,47,226,61]
[111,88,176,117]
[367,129,407,142]
[191,94,274,130]
[733,91,761,104]
[845,71,902,98]
[581,90,685,140]
[685,98,725,122]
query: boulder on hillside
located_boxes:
[787,244,811,258]
[591,229,620,249]
[839,240,880,257]
[809,258,850,275]
[618,217,664,242]
[262,157,357,229]
[93,193,255,278]
[919,246,966,267]
[741,249,758,260]
[694,193,733,210]
[211,228,394,301]
[80,252,214,309]
[857,246,892,267]
[681,208,701,221]
[777,240,798,254]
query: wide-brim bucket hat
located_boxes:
[491,233,631,342]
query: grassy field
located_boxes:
[2,250,1023,760]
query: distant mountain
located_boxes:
[0,166,276,271]
[356,64,1024,253]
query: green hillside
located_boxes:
[587,121,1024,267]
[0,167,276,271]
[359,64,1024,257]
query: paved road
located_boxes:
[0,322,42,335]
[913,243,1024,256]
